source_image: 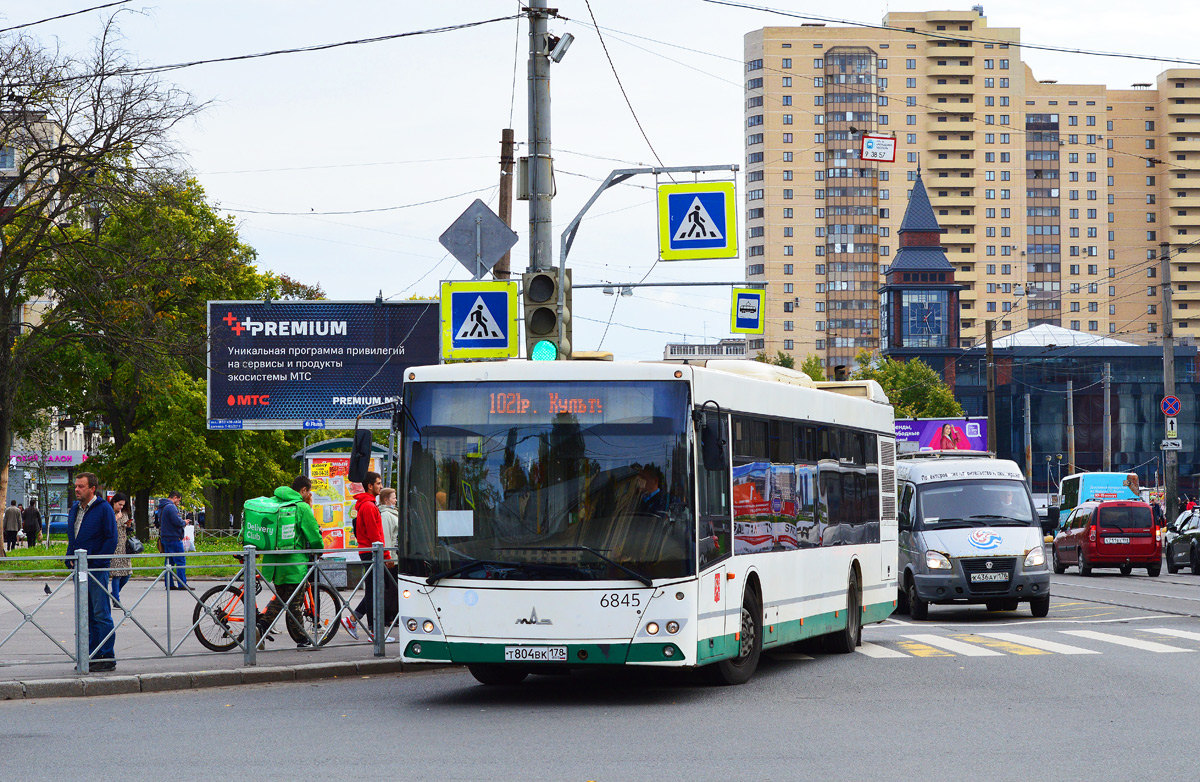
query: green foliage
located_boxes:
[754,350,796,369]
[851,352,964,419]
[799,355,826,382]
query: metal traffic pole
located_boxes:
[372,542,385,657]
[244,545,257,666]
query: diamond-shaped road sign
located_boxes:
[438,199,519,279]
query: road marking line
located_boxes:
[1143,628,1200,643]
[952,634,1050,655]
[856,641,907,658]
[902,634,1004,657]
[1061,630,1193,653]
[976,632,1100,655]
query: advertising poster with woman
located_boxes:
[894,418,987,452]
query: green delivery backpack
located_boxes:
[241,496,299,551]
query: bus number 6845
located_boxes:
[599,593,641,608]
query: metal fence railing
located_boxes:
[0,542,399,674]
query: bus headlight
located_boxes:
[406,619,419,632]
[422,620,436,634]
[926,551,952,570]
[646,622,660,635]
[1024,546,1046,568]
[666,621,680,634]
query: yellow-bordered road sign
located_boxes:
[657,181,738,261]
[440,280,520,360]
[730,288,765,334]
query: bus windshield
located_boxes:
[917,479,1037,529]
[401,380,694,582]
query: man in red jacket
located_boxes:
[343,472,393,640]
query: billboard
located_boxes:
[207,300,439,430]
[895,418,988,452]
[307,455,381,553]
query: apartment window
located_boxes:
[906,78,916,88]
[783,170,793,180]
[783,246,794,256]
[783,207,794,217]
[813,59,823,68]
[783,264,793,275]
[784,322,794,331]
[984,59,994,69]
[999,59,1009,69]
[907,134,917,144]
[1146,120,1155,131]
[783,133,793,143]
[781,96,792,106]
[783,189,793,199]
[746,59,763,72]
[906,59,916,69]
[782,58,792,68]
[783,114,793,125]
[782,77,791,87]
[907,115,917,125]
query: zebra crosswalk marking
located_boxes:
[897,640,954,657]
[975,632,1100,655]
[855,641,908,659]
[902,634,1004,657]
[1142,628,1200,644]
[952,634,1049,655]
[1061,630,1193,653]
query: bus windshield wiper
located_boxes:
[966,514,1034,525]
[426,558,521,585]
[502,546,654,587]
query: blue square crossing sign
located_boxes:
[440,280,520,360]
[657,181,738,261]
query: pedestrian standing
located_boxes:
[379,488,399,553]
[157,491,188,589]
[66,472,118,671]
[109,493,133,607]
[3,501,21,551]
[22,499,40,548]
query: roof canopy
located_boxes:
[990,323,1137,349]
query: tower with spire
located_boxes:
[879,169,963,383]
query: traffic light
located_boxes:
[522,268,571,360]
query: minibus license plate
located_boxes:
[970,572,1009,583]
[504,646,567,662]
[1104,537,1130,544]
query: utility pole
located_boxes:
[986,319,996,453]
[1066,379,1075,475]
[495,128,515,280]
[527,0,553,272]
[1161,242,1179,531]
[1024,392,1032,491]
[1102,362,1111,471]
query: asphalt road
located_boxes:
[4,576,1200,782]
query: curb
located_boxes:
[1,659,447,701]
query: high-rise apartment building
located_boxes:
[744,8,1200,370]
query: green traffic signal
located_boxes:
[530,340,559,361]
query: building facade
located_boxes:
[662,337,748,361]
[744,8,1200,369]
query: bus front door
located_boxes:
[697,564,729,662]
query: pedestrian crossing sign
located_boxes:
[440,280,520,360]
[657,181,738,261]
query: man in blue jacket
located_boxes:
[158,492,187,589]
[66,472,118,671]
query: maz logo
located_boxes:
[515,608,552,626]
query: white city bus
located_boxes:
[393,359,897,685]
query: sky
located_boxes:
[12,0,1200,361]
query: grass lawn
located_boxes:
[0,538,246,579]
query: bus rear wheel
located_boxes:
[826,571,861,654]
[467,664,529,686]
[706,588,762,686]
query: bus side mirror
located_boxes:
[694,410,727,472]
[898,513,912,531]
[349,428,373,483]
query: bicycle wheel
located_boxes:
[193,583,246,652]
[286,583,343,646]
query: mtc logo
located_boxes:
[227,395,270,406]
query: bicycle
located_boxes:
[192,573,343,651]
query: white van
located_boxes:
[896,453,1050,619]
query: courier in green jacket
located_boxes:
[258,476,324,644]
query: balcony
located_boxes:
[927,82,974,96]
[925,155,974,170]
[1169,195,1200,208]
[927,63,975,79]
[1164,87,1200,100]
[926,136,976,150]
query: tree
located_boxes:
[799,355,826,382]
[851,351,963,419]
[754,350,795,369]
[0,21,203,503]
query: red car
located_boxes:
[1052,500,1162,577]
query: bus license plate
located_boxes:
[970,572,1009,583]
[504,646,567,662]
[1104,537,1130,544]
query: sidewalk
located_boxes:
[0,577,434,700]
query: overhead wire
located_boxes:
[0,1,131,34]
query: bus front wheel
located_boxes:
[706,588,762,686]
[467,664,529,686]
